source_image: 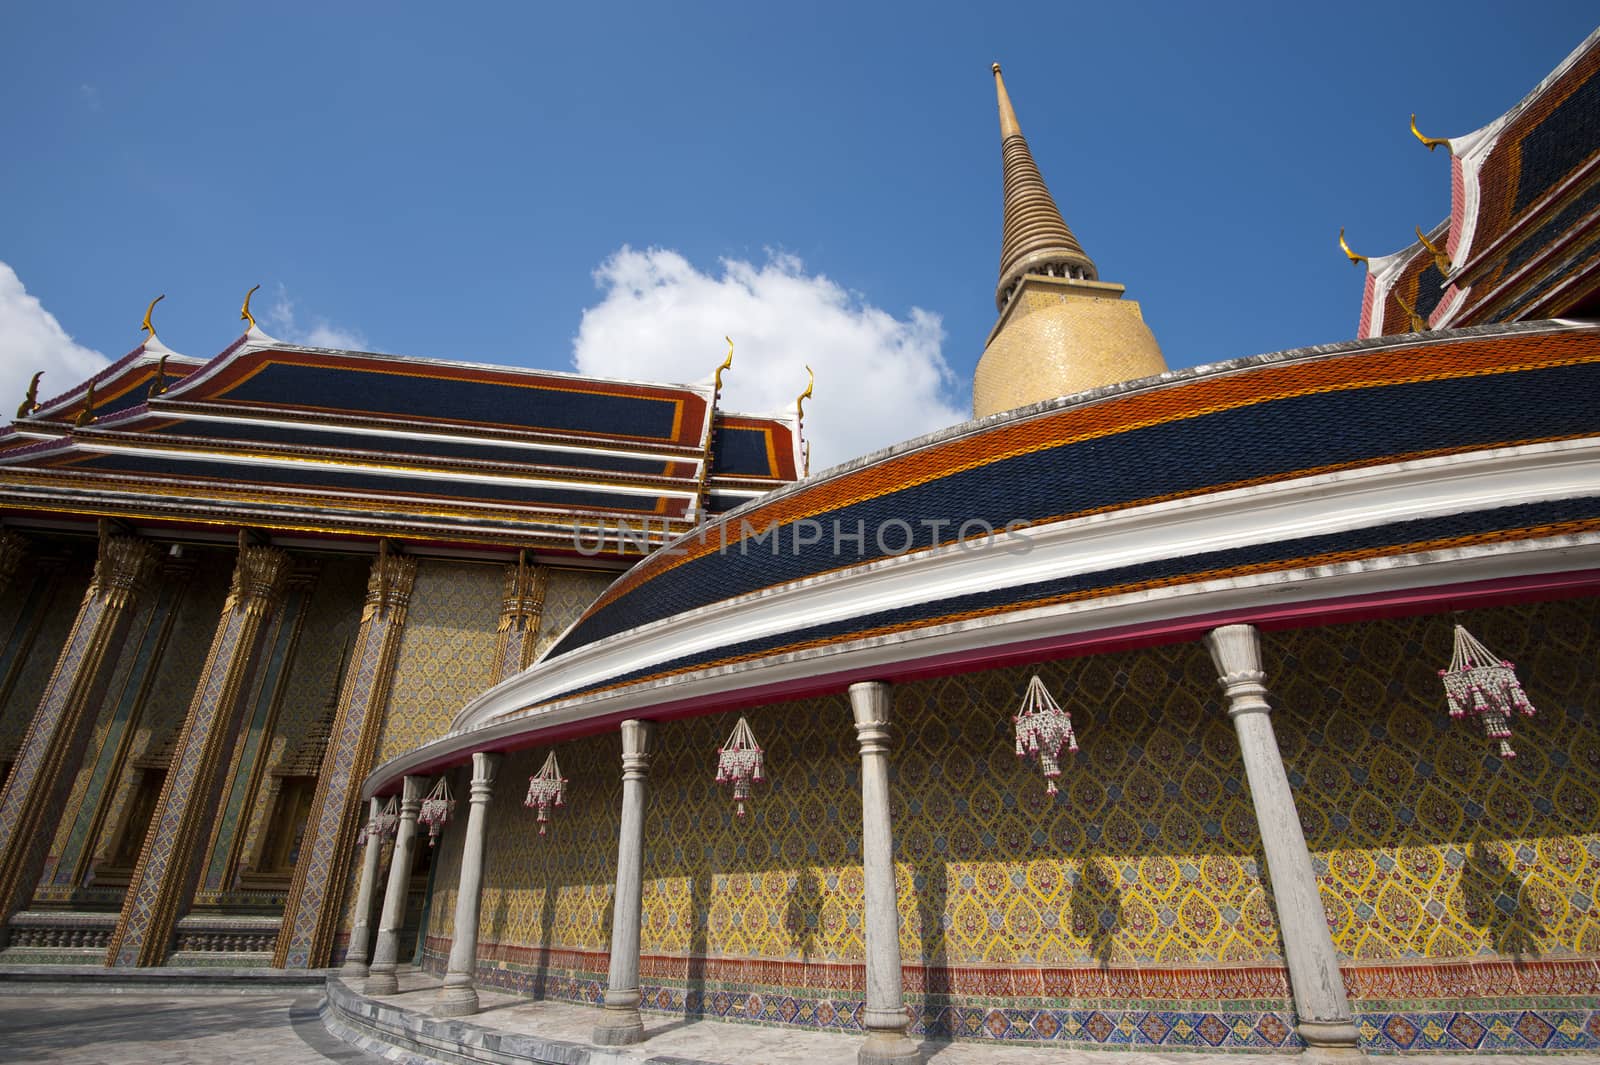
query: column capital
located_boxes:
[1204,624,1272,717]
[399,774,428,812]
[226,544,291,615]
[364,550,419,621]
[849,681,894,753]
[91,535,159,606]
[499,560,549,619]
[468,752,501,802]
[619,719,654,779]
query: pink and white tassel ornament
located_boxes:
[523,751,567,835]
[1014,674,1079,795]
[418,778,455,847]
[1440,624,1536,758]
[715,716,765,817]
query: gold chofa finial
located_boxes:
[16,371,42,419]
[797,365,814,477]
[1416,225,1452,275]
[240,284,261,328]
[148,354,170,399]
[74,381,97,427]
[713,336,734,395]
[1394,290,1428,333]
[141,294,165,338]
[1339,227,1369,266]
[1410,114,1452,154]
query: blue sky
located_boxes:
[1,3,1595,465]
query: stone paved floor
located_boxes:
[0,990,387,1064]
[4,976,1600,1065]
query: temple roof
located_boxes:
[1355,28,1600,337]
[992,63,1097,310]
[0,331,800,559]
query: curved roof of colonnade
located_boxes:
[364,319,1600,795]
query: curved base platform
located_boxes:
[322,972,1416,1065]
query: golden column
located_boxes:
[0,535,157,933]
[492,555,548,681]
[273,547,418,968]
[107,543,292,967]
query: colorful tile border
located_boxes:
[422,937,1600,1053]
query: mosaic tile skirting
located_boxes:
[422,937,1600,1053]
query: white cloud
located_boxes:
[572,247,965,471]
[265,283,368,351]
[0,261,108,414]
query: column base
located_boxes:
[432,982,480,1018]
[858,1030,922,1065]
[340,958,369,979]
[592,1005,645,1046]
[363,968,399,997]
[1297,1019,1363,1055]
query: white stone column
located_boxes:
[848,682,920,1065]
[1204,625,1360,1052]
[364,775,426,997]
[434,752,501,1017]
[594,720,654,1046]
[340,797,387,977]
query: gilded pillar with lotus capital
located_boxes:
[108,544,292,967]
[0,535,157,935]
[274,549,418,968]
[493,559,547,681]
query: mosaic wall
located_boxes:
[44,583,166,886]
[334,560,503,938]
[417,598,1600,1053]
[1270,601,1600,963]
[0,558,91,759]
[531,568,617,663]
[39,554,231,905]
[203,558,365,894]
[427,733,621,950]
[371,561,501,766]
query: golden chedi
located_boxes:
[973,64,1166,419]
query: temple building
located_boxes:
[2,29,1600,1061]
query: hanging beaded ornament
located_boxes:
[523,751,567,835]
[1440,624,1536,758]
[1014,674,1078,795]
[370,795,399,839]
[715,716,765,817]
[418,777,455,847]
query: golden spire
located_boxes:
[992,62,1096,311]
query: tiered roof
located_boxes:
[0,328,800,559]
[1356,28,1600,337]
